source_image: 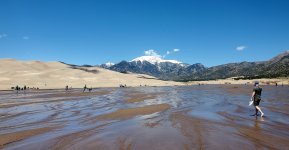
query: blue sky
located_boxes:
[0,0,288,67]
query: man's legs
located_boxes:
[255,106,264,117]
[255,107,258,116]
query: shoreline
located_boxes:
[1,79,288,91]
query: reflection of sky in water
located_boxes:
[137,112,160,120]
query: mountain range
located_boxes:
[182,50,289,81]
[108,56,206,80]
[102,51,289,81]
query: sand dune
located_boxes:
[0,59,183,90]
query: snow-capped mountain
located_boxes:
[131,56,182,64]
[109,55,205,80]
[105,62,115,67]
[99,62,115,69]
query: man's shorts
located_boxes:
[254,97,261,106]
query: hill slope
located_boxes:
[180,51,289,81]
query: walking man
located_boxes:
[65,85,69,92]
[251,82,264,117]
[15,85,19,93]
[83,84,87,92]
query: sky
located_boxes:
[0,0,289,67]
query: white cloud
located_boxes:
[144,49,162,57]
[173,49,180,52]
[163,48,180,58]
[0,34,7,39]
[23,36,30,40]
[143,48,180,58]
[236,46,247,51]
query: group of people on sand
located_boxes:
[65,85,92,92]
[13,85,39,93]
[83,84,92,92]
[119,84,127,88]
[119,84,151,87]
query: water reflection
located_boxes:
[1,85,289,149]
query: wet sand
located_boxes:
[125,92,164,103]
[1,85,289,149]
[0,127,56,147]
[96,103,170,120]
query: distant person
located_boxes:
[15,85,19,93]
[65,85,69,92]
[251,82,264,117]
[88,87,92,92]
[17,85,20,93]
[83,84,87,92]
[23,85,27,93]
[275,83,278,86]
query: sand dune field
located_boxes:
[0,59,183,90]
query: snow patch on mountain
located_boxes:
[105,62,115,67]
[131,56,182,64]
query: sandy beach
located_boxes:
[1,85,289,149]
